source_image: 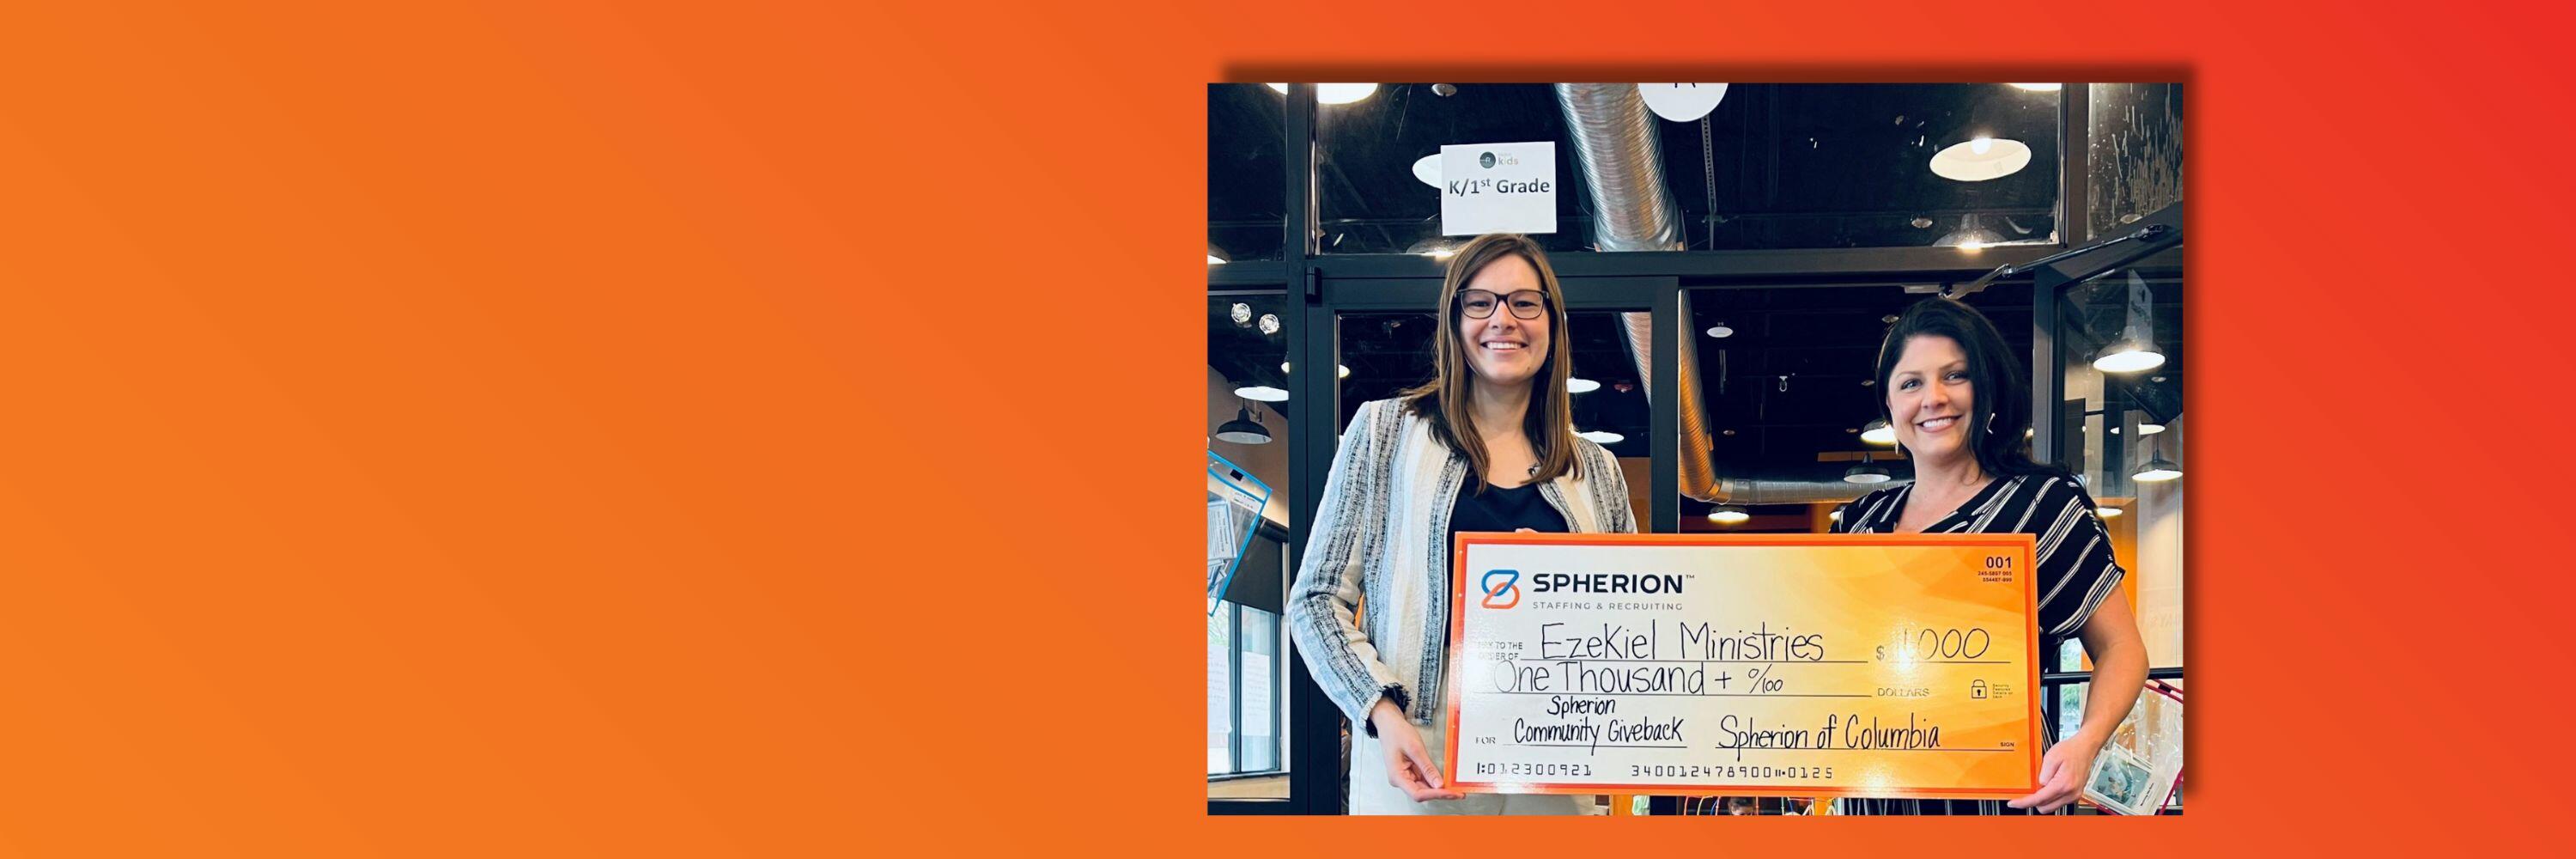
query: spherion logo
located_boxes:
[1480,569,1521,609]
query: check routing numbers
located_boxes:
[1442,533,2042,798]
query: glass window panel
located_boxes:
[1206,602,1233,776]
[2086,83,2185,237]
[1679,285,2032,533]
[1208,295,1292,527]
[1239,608,1279,772]
[1210,292,1291,792]
[1310,83,2060,254]
[2056,266,2183,669]
[1703,84,2061,251]
[1335,311,1438,432]
[1209,84,1287,265]
[2059,680,2089,740]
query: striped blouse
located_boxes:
[1831,474,2127,639]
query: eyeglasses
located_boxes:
[1457,289,1550,320]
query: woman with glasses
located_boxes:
[1287,233,1637,815]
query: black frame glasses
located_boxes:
[1455,289,1550,320]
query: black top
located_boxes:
[1831,474,2127,640]
[1448,480,1570,545]
[1439,479,1571,673]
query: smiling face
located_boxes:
[1455,253,1552,388]
[1886,334,1978,467]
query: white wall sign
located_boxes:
[1441,142,1557,236]
[1638,83,1728,122]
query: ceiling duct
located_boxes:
[1705,465,1913,505]
[1555,83,1685,253]
[1554,83,1726,502]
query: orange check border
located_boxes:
[1441,532,2044,800]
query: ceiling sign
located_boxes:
[1440,142,1557,236]
[1638,83,1728,122]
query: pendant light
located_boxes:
[2093,270,2166,373]
[1929,87,2035,183]
[1214,400,1273,445]
[1929,136,2032,182]
[1844,453,1892,484]
[1860,419,1897,446]
[1708,506,1750,525]
[1266,83,1377,105]
[1935,213,2006,249]
[2132,437,2182,482]
[2093,340,2166,373]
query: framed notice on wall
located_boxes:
[1442,533,2043,800]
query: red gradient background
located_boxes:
[1,1,2565,855]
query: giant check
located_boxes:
[1443,533,2042,799]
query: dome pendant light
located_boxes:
[1266,82,1377,105]
[1935,213,2006,250]
[1860,419,1897,446]
[1214,401,1273,445]
[2132,438,2182,482]
[2093,339,2166,373]
[1844,453,1892,484]
[2095,270,2166,373]
[1708,506,1750,525]
[1929,136,2032,181]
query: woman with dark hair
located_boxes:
[1831,295,2148,813]
[1285,233,1637,815]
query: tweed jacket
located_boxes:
[1285,397,1637,736]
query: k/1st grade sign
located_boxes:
[1440,142,1556,236]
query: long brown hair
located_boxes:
[1401,233,1580,491]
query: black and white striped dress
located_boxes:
[1832,473,2127,644]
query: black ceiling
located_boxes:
[1211,82,2065,258]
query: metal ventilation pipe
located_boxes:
[1555,83,1685,253]
[1555,83,1720,502]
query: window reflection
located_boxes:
[1209,84,1287,265]
[2086,84,2185,238]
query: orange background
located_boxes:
[1,0,2567,855]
